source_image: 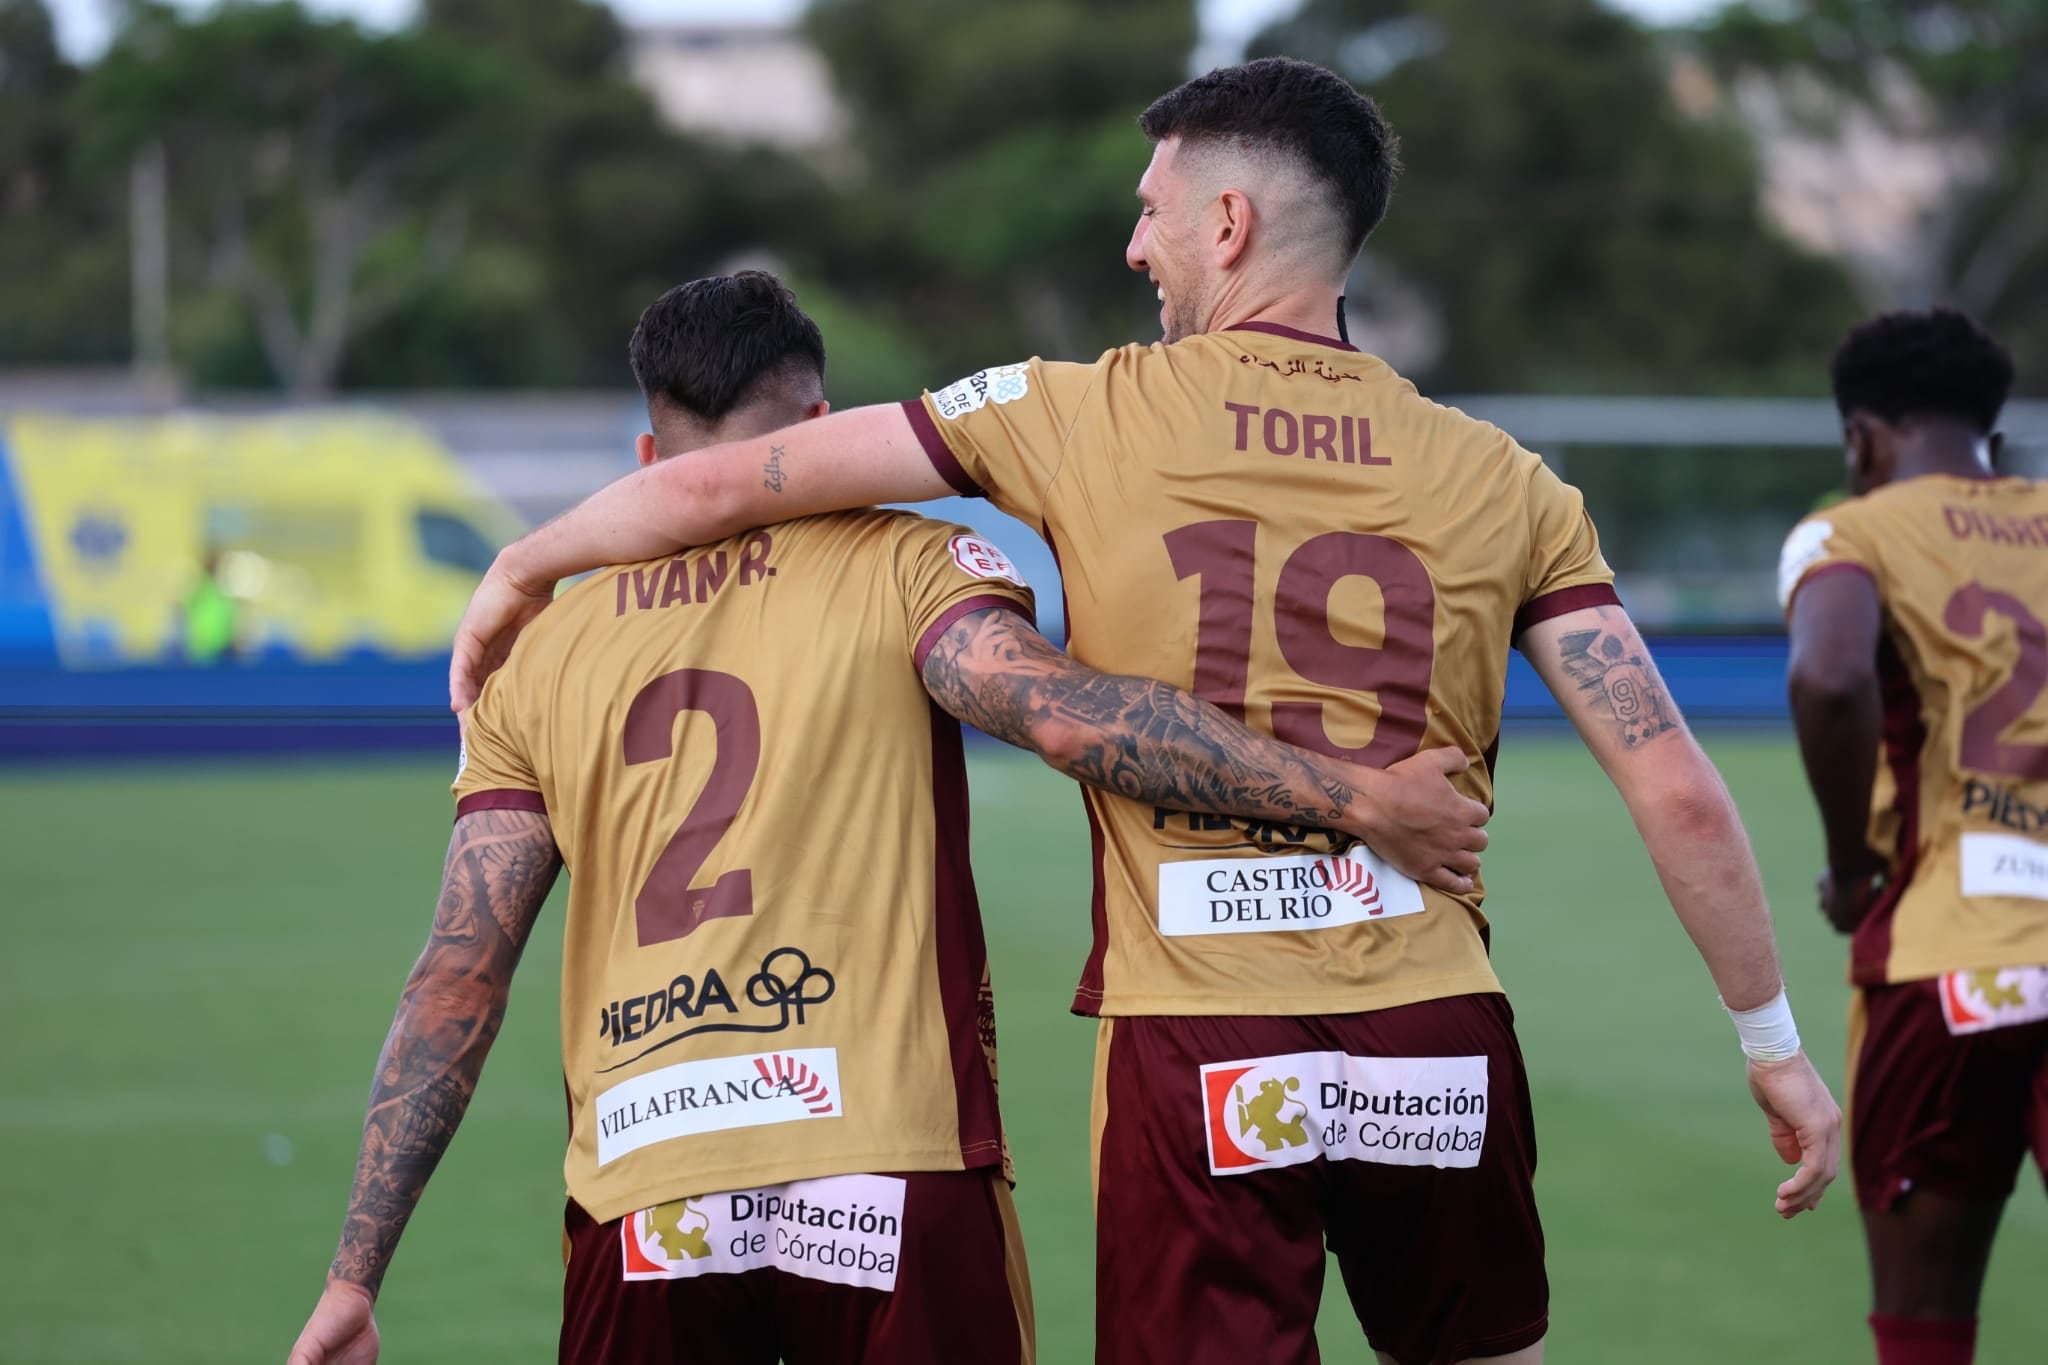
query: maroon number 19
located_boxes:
[1165,520,1435,766]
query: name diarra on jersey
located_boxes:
[1942,504,2048,549]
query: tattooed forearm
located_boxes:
[762,445,786,493]
[920,607,1354,824]
[1552,614,1682,749]
[327,808,561,1297]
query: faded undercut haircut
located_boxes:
[628,271,826,424]
[1139,57,1401,274]
[1830,309,2014,435]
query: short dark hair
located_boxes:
[628,270,826,422]
[1830,308,2014,434]
[1138,57,1401,260]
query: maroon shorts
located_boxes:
[1091,995,1546,1365]
[560,1168,1032,1364]
[1849,975,2048,1212]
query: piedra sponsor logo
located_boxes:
[622,1173,907,1291]
[1961,782,2048,837]
[1157,845,1423,937]
[595,1048,840,1166]
[1200,1052,1488,1176]
[596,945,835,1073]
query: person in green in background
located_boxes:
[181,547,239,663]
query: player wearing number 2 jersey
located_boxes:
[451,62,1841,1365]
[1782,311,2048,1365]
[289,273,1486,1365]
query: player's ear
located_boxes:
[1842,412,1876,487]
[801,399,830,423]
[635,432,659,468]
[1213,187,1254,270]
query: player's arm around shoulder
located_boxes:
[453,402,950,709]
[287,808,562,1365]
[1518,602,1842,1218]
[917,605,1490,895]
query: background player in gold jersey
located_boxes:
[1782,310,2048,1365]
[287,271,1488,1365]
[448,62,1841,1365]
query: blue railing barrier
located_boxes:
[0,635,1797,761]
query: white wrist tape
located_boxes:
[1723,989,1802,1063]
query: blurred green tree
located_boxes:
[73,1,534,395]
[803,0,1198,373]
[1251,0,1859,393]
[0,0,128,366]
[1701,0,2048,377]
[419,0,845,388]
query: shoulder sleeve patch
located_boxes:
[949,534,1029,588]
[931,363,1032,421]
[1776,518,1836,610]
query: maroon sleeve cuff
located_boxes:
[1785,560,1876,616]
[900,399,986,498]
[1513,582,1622,640]
[455,789,547,819]
[913,593,1035,672]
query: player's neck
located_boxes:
[1895,430,1997,484]
[1207,285,1347,347]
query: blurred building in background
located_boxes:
[629,22,844,150]
[2,0,2045,749]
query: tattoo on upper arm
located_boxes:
[919,607,1352,822]
[762,445,786,493]
[328,808,560,1295]
[1554,614,1681,748]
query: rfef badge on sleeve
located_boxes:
[950,535,1029,588]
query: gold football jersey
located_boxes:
[1781,474,2048,984]
[905,322,1617,1017]
[456,508,1033,1223]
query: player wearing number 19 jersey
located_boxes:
[1783,311,2048,1365]
[293,274,1464,1365]
[451,60,1842,1365]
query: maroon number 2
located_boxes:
[623,669,762,945]
[1944,582,2048,780]
[1164,520,1435,765]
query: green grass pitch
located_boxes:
[3,735,2044,1363]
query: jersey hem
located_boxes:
[912,593,1034,671]
[1070,969,1505,1019]
[570,1143,1004,1227]
[1784,560,1877,620]
[902,398,985,497]
[454,789,547,818]
[1860,952,2048,987]
[1513,581,1621,638]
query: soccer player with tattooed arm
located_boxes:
[1782,310,2048,1365]
[286,271,1487,1365]
[451,61,1839,1365]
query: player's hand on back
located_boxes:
[286,1282,379,1365]
[1335,747,1490,896]
[1745,1051,1842,1219]
[450,559,557,712]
